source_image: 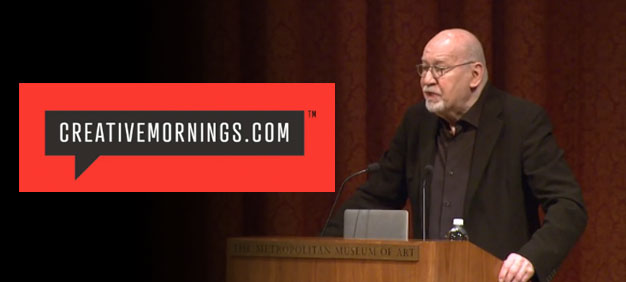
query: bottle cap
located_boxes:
[453,218,464,226]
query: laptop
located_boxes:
[343,209,409,241]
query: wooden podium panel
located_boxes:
[227,237,502,282]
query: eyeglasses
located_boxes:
[416,61,475,79]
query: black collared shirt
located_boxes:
[428,93,485,239]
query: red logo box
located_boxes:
[19,83,335,192]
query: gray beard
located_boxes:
[425,99,446,114]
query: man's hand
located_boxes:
[498,253,535,282]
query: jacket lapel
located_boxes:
[417,110,438,181]
[464,85,503,216]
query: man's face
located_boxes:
[420,37,473,118]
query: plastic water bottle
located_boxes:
[445,218,469,241]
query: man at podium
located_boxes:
[323,29,587,282]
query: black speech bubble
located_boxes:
[45,111,304,179]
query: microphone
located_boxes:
[320,162,381,236]
[422,165,433,241]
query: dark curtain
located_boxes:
[18,0,624,282]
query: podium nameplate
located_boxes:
[228,238,419,261]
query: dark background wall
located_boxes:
[18,0,625,281]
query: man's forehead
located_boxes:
[421,36,460,63]
[421,50,457,64]
[422,53,454,62]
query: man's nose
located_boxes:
[421,69,437,86]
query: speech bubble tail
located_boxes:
[75,154,99,179]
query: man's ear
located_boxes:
[469,63,484,88]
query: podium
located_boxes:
[227,237,503,282]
